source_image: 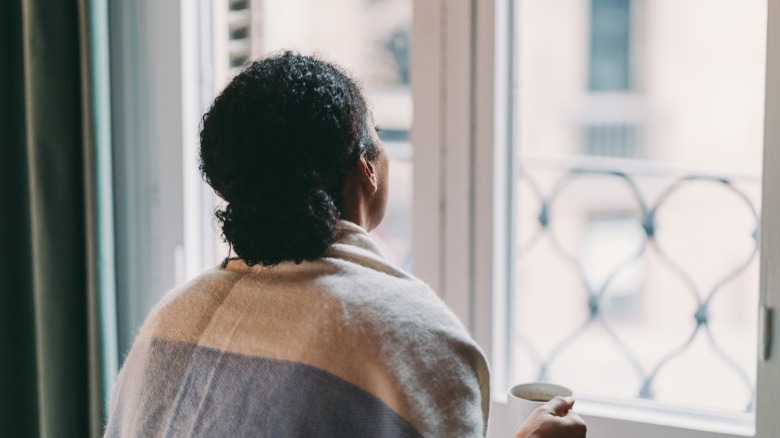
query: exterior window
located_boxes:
[515,0,765,423]
[584,0,642,159]
[581,214,644,320]
[589,0,631,91]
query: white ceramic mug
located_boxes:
[507,382,573,432]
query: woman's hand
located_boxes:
[514,396,587,438]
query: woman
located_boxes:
[105,51,585,437]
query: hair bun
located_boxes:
[217,187,339,265]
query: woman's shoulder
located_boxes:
[318,260,490,437]
[319,257,474,350]
[135,266,243,342]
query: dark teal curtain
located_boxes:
[0,0,115,436]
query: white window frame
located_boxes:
[411,0,780,437]
[110,0,216,355]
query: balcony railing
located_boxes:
[514,157,760,413]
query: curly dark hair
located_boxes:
[199,51,377,266]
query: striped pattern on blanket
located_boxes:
[105,221,490,437]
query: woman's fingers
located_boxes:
[544,396,576,416]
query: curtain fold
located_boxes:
[0,1,39,435]
[0,0,116,436]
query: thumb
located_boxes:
[544,396,575,417]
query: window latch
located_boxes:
[760,305,774,362]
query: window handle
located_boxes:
[760,305,774,362]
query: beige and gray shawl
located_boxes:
[105,220,490,437]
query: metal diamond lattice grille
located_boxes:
[514,161,760,412]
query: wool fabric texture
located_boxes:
[105,221,490,437]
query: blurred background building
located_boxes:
[512,0,765,413]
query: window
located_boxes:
[589,0,632,91]
[412,0,779,436]
[110,0,780,435]
[515,0,765,417]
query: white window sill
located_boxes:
[489,394,754,438]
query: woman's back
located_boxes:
[105,221,489,437]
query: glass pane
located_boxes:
[589,0,631,91]
[211,0,413,269]
[512,0,766,415]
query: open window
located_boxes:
[109,0,779,436]
[412,0,779,436]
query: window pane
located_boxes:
[513,0,766,415]
[211,0,413,269]
[589,0,631,91]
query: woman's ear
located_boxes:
[358,155,378,192]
